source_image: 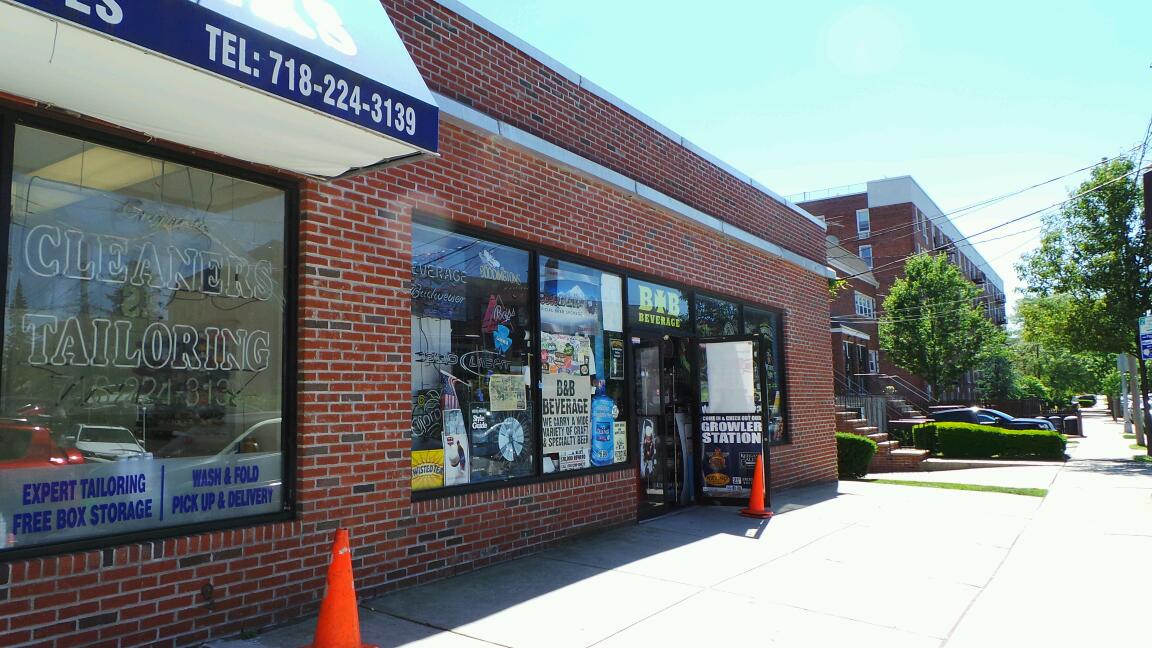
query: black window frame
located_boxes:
[0,108,298,562]
[410,215,634,501]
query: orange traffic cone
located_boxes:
[739,454,773,519]
[305,529,379,648]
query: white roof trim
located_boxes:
[431,0,825,231]
[831,326,871,341]
[436,94,834,279]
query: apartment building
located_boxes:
[798,177,1006,401]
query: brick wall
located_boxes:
[0,4,836,646]
[384,0,826,264]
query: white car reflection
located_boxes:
[68,424,149,462]
[160,417,284,523]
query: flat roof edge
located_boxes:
[430,0,825,232]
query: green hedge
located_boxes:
[912,424,938,453]
[914,422,1065,460]
[837,432,878,479]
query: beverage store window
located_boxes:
[410,224,535,491]
[1,125,290,553]
[539,256,626,472]
[695,294,739,337]
[743,307,788,444]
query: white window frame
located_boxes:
[868,350,879,373]
[854,291,876,319]
[855,208,871,238]
[858,244,873,270]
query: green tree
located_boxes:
[977,337,1019,401]
[1016,375,1050,402]
[879,253,997,396]
[1016,158,1147,356]
[1016,157,1146,447]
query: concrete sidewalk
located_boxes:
[210,409,1151,648]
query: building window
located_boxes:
[854,292,876,319]
[868,350,879,373]
[411,225,535,490]
[540,257,626,472]
[2,125,289,552]
[743,307,787,444]
[858,244,873,270]
[855,208,871,238]
[695,294,739,337]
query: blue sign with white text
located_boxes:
[6,0,438,153]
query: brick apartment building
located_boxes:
[826,236,880,396]
[0,1,837,645]
[798,177,1007,402]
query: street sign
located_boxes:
[1141,317,1152,360]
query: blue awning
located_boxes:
[0,0,439,177]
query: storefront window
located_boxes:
[695,295,738,337]
[411,224,534,490]
[744,307,787,443]
[539,257,626,472]
[1,126,288,551]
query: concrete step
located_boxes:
[868,447,930,473]
[876,440,901,452]
[855,426,880,434]
[866,432,889,443]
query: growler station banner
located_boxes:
[699,414,763,500]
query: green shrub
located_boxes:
[933,422,1065,461]
[912,423,939,453]
[1076,395,1097,408]
[837,432,878,479]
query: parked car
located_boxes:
[931,407,1057,431]
[156,413,281,458]
[0,420,85,468]
[66,424,148,462]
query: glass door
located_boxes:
[696,336,770,505]
[634,337,694,518]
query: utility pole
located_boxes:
[1144,170,1152,454]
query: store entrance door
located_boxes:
[696,335,772,507]
[635,336,695,519]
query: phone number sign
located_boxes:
[6,0,438,153]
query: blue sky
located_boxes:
[456,0,1152,313]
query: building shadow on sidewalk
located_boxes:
[350,481,847,646]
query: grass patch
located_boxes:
[1131,443,1147,450]
[864,479,1047,497]
[1134,455,1152,464]
[1124,433,1137,439]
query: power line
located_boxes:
[839,163,1149,283]
[830,145,1142,248]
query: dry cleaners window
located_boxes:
[0,126,287,551]
[539,257,626,472]
[410,224,535,491]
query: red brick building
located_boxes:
[827,236,880,396]
[0,1,837,645]
[798,177,1007,402]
